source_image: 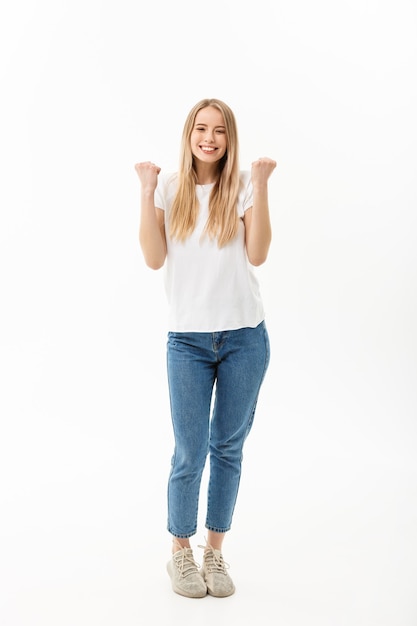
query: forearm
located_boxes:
[139,190,167,270]
[245,184,272,266]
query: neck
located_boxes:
[195,163,218,185]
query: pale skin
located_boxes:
[135,106,276,553]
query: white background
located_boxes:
[1,1,416,624]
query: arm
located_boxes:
[243,157,277,266]
[135,161,167,270]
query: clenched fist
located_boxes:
[251,157,277,188]
[134,161,161,193]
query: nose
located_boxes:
[205,129,214,143]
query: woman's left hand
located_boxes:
[251,157,277,187]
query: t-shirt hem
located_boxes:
[166,314,265,334]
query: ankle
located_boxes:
[172,537,191,553]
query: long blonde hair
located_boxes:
[169,98,241,247]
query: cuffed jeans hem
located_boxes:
[168,528,197,539]
[205,523,231,534]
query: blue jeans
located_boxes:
[166,321,270,538]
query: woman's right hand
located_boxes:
[134,161,161,192]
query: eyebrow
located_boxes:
[194,123,226,129]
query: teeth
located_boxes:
[201,146,215,152]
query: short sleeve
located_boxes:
[154,172,178,212]
[154,176,166,211]
[237,171,253,217]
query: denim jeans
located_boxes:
[166,320,270,538]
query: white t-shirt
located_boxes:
[154,170,265,332]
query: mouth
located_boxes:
[200,145,217,154]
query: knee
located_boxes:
[172,447,207,477]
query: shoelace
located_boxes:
[198,543,230,575]
[173,548,201,579]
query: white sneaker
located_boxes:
[199,544,235,597]
[167,547,207,598]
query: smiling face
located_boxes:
[190,106,227,166]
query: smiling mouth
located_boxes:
[200,146,217,154]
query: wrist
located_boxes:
[251,180,268,191]
[141,187,156,198]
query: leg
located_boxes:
[166,331,216,541]
[206,322,270,533]
[207,530,225,551]
[199,323,270,597]
[166,332,217,598]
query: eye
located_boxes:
[216,129,226,134]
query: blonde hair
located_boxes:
[169,98,241,247]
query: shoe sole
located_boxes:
[206,586,235,598]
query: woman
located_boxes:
[135,98,276,598]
